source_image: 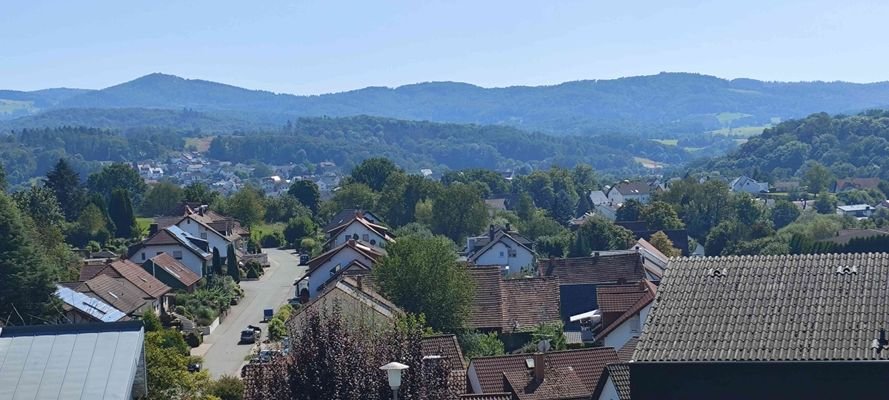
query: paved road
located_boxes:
[200,248,306,378]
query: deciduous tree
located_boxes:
[570,216,635,256]
[287,180,320,215]
[374,235,474,331]
[431,183,488,243]
[350,157,400,191]
[142,181,184,216]
[649,231,682,257]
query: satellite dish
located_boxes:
[537,339,551,353]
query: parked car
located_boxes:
[262,308,274,322]
[188,362,202,372]
[299,254,309,265]
[239,326,261,344]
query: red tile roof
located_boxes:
[595,281,656,342]
[466,267,561,331]
[148,253,201,287]
[595,284,646,314]
[469,347,619,395]
[82,274,152,315]
[537,254,645,285]
[460,394,513,400]
[108,260,171,299]
[504,367,589,400]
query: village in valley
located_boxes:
[4,149,889,400]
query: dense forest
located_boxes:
[207,116,690,173]
[0,126,185,184]
[7,72,889,137]
[703,110,889,180]
[0,107,265,132]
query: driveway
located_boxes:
[199,248,306,378]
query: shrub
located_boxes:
[268,317,287,341]
[209,375,245,400]
[141,309,162,332]
[260,232,284,248]
[185,331,203,348]
[459,331,504,359]
[275,304,293,322]
[246,266,259,279]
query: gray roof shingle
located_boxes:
[635,253,889,362]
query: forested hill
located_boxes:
[208,115,689,173]
[702,110,889,180]
[7,72,889,136]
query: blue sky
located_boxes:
[3,0,889,94]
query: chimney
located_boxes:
[593,251,600,258]
[489,224,495,240]
[533,353,545,383]
[148,223,159,237]
[355,275,363,290]
[506,222,511,232]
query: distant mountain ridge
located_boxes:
[5,72,889,136]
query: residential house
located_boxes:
[59,274,162,321]
[295,240,385,300]
[79,259,172,311]
[175,211,244,258]
[483,198,508,215]
[323,209,384,232]
[837,204,875,219]
[632,253,889,399]
[422,334,468,396]
[594,281,656,351]
[615,221,690,256]
[128,225,212,278]
[593,363,631,400]
[589,190,609,206]
[55,285,128,323]
[729,175,769,194]
[0,321,148,399]
[324,212,395,250]
[465,266,561,334]
[832,177,881,193]
[464,225,536,274]
[142,253,201,292]
[466,347,620,399]
[606,181,659,205]
[537,252,655,343]
[289,275,401,332]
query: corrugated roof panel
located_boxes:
[81,332,119,399]
[35,334,76,400]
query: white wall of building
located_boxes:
[177,217,230,256]
[131,245,206,278]
[331,221,388,249]
[602,303,652,350]
[305,248,375,297]
[473,240,535,273]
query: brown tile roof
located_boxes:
[422,334,467,369]
[449,369,468,397]
[595,363,630,400]
[537,254,645,285]
[596,281,656,342]
[834,177,881,191]
[635,253,889,362]
[460,394,513,400]
[79,260,110,281]
[469,347,619,395]
[466,267,561,331]
[148,253,201,287]
[467,267,505,330]
[107,260,171,299]
[503,367,589,400]
[611,181,656,196]
[596,284,646,314]
[142,228,182,246]
[616,336,639,363]
[82,274,153,315]
[501,278,561,331]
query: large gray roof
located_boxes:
[0,322,146,400]
[635,253,889,362]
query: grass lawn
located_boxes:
[652,139,679,146]
[710,125,769,137]
[251,222,285,241]
[136,217,154,237]
[185,136,214,153]
[715,112,752,125]
[633,157,666,169]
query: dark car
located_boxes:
[299,254,309,265]
[188,362,202,372]
[239,329,259,344]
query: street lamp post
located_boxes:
[380,361,409,400]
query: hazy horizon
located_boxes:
[5,0,889,94]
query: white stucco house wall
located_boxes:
[128,226,212,278]
[601,302,652,350]
[176,214,231,256]
[326,217,394,250]
[467,232,536,274]
[606,181,656,205]
[296,240,384,299]
[730,175,769,194]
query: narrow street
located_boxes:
[197,248,306,378]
